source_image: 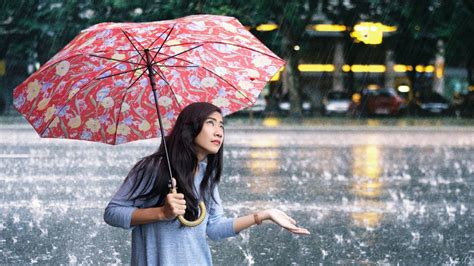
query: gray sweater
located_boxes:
[104,161,238,265]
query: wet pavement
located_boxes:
[1,119,473,264]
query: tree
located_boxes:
[0,0,175,105]
[445,0,474,87]
[373,1,457,99]
[323,0,383,93]
[234,0,319,117]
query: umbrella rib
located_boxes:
[89,52,145,85]
[151,53,199,69]
[150,24,175,64]
[155,44,203,64]
[153,53,195,66]
[121,29,147,64]
[38,78,100,136]
[95,65,147,80]
[150,51,200,68]
[98,42,283,63]
[124,68,147,93]
[151,65,183,111]
[89,54,146,66]
[148,24,174,52]
[122,29,147,51]
[151,65,168,82]
[152,41,285,62]
[150,51,274,106]
[126,56,146,86]
[155,64,199,68]
[151,50,259,105]
[199,65,256,105]
[113,70,147,144]
[41,56,145,139]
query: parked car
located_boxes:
[413,92,451,116]
[0,95,5,115]
[321,91,351,116]
[239,94,267,115]
[278,98,312,115]
[452,91,474,118]
[461,91,474,117]
[350,88,406,117]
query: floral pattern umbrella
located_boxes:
[13,14,285,145]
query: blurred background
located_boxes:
[1,0,474,120]
[1,1,473,265]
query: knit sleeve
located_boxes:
[103,173,154,230]
[206,186,238,241]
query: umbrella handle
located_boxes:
[170,178,206,227]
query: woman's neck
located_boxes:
[194,156,205,174]
[194,164,199,175]
[196,152,206,162]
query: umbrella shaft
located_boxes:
[144,49,157,88]
[145,49,173,188]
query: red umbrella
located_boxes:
[13,14,284,226]
[13,14,284,145]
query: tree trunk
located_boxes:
[467,56,474,86]
[333,41,344,92]
[406,66,417,115]
[281,31,302,117]
[385,50,395,89]
[408,66,417,98]
[287,50,302,117]
[433,40,445,95]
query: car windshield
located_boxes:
[419,93,447,103]
[327,92,350,100]
[377,88,396,97]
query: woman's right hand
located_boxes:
[162,192,187,220]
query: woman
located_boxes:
[104,102,309,265]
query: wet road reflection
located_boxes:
[351,144,384,228]
[246,135,281,193]
[1,124,473,264]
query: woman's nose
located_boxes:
[214,130,223,138]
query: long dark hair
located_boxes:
[124,102,224,221]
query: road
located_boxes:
[1,122,473,264]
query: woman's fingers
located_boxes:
[165,193,187,217]
[168,194,186,204]
[287,216,297,225]
[290,227,311,235]
[268,209,310,235]
[283,222,310,235]
[175,208,185,215]
[275,209,297,225]
[172,199,187,206]
[281,222,310,235]
[173,193,184,199]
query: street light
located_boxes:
[256,24,278,31]
[350,22,397,45]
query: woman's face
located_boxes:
[194,111,224,160]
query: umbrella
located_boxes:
[13,14,285,226]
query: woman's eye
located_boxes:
[207,120,214,125]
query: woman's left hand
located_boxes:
[264,209,310,235]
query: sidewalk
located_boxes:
[225,116,474,131]
[1,113,473,132]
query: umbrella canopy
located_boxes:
[13,14,285,145]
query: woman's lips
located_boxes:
[211,140,221,145]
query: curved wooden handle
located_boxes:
[170,178,206,227]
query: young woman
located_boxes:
[104,102,309,265]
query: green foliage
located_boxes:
[2,0,472,94]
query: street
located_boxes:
[1,121,473,264]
